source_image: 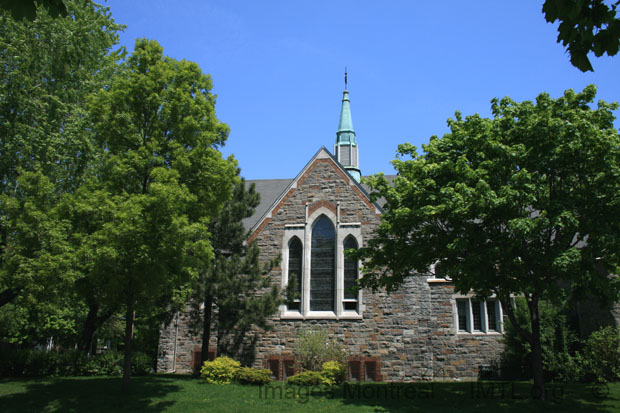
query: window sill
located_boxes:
[456,331,503,336]
[280,311,363,320]
[427,278,452,283]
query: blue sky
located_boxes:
[103,0,619,180]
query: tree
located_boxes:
[0,0,122,312]
[543,0,620,71]
[87,38,237,393]
[0,0,67,20]
[355,85,620,399]
[191,178,280,366]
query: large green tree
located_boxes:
[0,0,121,320]
[87,38,237,392]
[543,0,620,71]
[355,85,620,399]
[191,177,280,366]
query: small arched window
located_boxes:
[287,237,302,311]
[343,236,359,310]
[310,215,335,311]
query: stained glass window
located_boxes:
[287,237,302,311]
[343,236,358,304]
[310,216,335,311]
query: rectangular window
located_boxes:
[348,360,361,382]
[456,298,501,334]
[471,300,482,331]
[284,359,295,379]
[364,361,377,382]
[268,359,280,380]
[487,301,497,331]
[457,300,468,331]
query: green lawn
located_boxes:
[0,376,619,412]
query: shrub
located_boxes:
[80,351,122,376]
[321,361,346,386]
[581,326,620,382]
[131,352,153,376]
[234,367,271,385]
[200,356,241,384]
[295,327,346,372]
[500,298,583,381]
[287,370,324,386]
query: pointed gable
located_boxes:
[247,147,381,243]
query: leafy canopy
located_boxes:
[543,0,620,71]
[357,84,620,306]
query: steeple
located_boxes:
[334,69,361,182]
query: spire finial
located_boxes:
[344,67,347,89]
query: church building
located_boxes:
[157,77,505,381]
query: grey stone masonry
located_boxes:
[157,153,504,380]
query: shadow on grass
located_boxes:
[0,375,190,412]
[331,381,618,412]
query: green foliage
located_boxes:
[234,367,272,385]
[130,352,153,376]
[286,370,325,386]
[581,326,620,382]
[543,0,620,71]
[191,178,281,363]
[295,328,346,372]
[200,356,241,384]
[355,85,620,397]
[320,361,346,386]
[501,298,583,382]
[0,349,153,377]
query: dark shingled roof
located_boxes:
[242,175,397,232]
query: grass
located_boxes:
[0,375,619,412]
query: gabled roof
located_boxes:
[243,147,391,235]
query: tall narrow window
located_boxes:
[487,301,498,331]
[457,300,468,331]
[310,216,335,311]
[343,236,359,311]
[471,300,482,331]
[287,237,302,311]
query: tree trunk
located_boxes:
[527,295,545,401]
[79,304,99,353]
[79,304,116,354]
[121,301,135,394]
[200,296,213,366]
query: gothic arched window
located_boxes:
[287,237,302,311]
[343,236,359,310]
[310,215,335,311]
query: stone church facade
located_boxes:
[157,83,505,381]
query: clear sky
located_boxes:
[103,0,619,180]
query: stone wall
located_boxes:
[157,157,504,380]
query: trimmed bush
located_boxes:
[287,370,324,386]
[582,326,620,382]
[234,367,271,385]
[131,352,153,376]
[200,356,241,384]
[321,361,346,386]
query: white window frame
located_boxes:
[280,206,363,320]
[453,296,503,335]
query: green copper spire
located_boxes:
[334,69,361,182]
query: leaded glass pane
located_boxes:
[344,236,358,300]
[472,300,482,331]
[487,301,497,331]
[310,216,335,311]
[457,300,467,331]
[287,237,302,310]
